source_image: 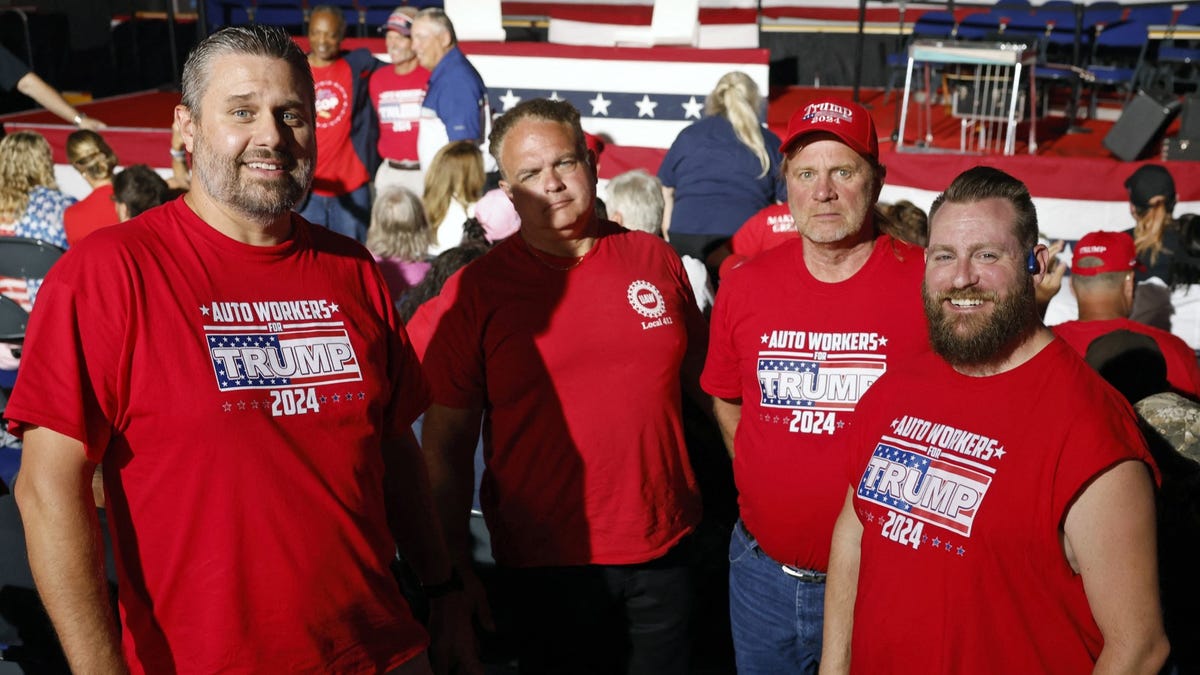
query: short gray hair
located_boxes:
[606,169,664,235]
[181,25,313,119]
[413,7,457,44]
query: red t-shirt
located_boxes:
[64,183,119,245]
[845,340,1154,674]
[719,203,796,277]
[702,234,929,569]
[370,65,429,163]
[312,59,370,196]
[1052,317,1200,397]
[422,222,703,567]
[6,198,430,674]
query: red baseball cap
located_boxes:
[1071,231,1144,276]
[780,98,878,161]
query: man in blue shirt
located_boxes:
[410,8,492,175]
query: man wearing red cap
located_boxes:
[822,167,1167,674]
[370,7,430,196]
[701,98,928,672]
[1053,230,1200,396]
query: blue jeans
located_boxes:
[728,519,824,674]
[297,184,371,243]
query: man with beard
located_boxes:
[9,26,465,674]
[702,97,928,673]
[821,167,1169,675]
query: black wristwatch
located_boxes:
[421,567,464,599]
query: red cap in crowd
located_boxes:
[780,98,878,162]
[1071,231,1144,276]
[378,8,414,35]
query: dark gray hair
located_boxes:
[488,98,588,179]
[180,25,313,119]
[929,166,1038,251]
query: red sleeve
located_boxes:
[1050,386,1157,525]
[700,273,745,400]
[418,269,487,409]
[377,271,430,433]
[5,244,130,461]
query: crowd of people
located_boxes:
[0,8,1196,675]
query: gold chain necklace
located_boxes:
[519,234,589,272]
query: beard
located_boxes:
[923,275,1039,367]
[191,125,312,221]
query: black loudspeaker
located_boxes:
[1181,94,1200,142]
[1103,92,1182,162]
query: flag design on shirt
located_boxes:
[757,357,885,411]
[857,442,993,536]
[207,326,361,391]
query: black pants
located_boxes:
[667,232,728,264]
[499,541,692,675]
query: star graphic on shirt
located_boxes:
[222,402,232,412]
[864,512,874,523]
[932,537,941,547]
[681,95,703,120]
[320,395,328,404]
[329,303,339,314]
[956,546,966,556]
[890,418,900,430]
[498,89,521,112]
[333,394,341,402]
[251,400,260,409]
[635,94,658,118]
[837,420,845,428]
[199,305,210,316]
[878,336,888,347]
[944,542,953,551]
[548,91,562,101]
[993,446,1006,459]
[358,392,366,400]
[589,93,611,116]
[761,333,769,344]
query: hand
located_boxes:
[426,591,484,675]
[79,116,107,130]
[1035,240,1066,318]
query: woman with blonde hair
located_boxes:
[0,131,73,248]
[1123,164,1200,352]
[367,186,433,300]
[424,140,485,255]
[64,129,120,244]
[657,70,785,261]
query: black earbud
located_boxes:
[1026,250,1039,274]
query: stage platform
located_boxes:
[1,74,1196,244]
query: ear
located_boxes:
[499,179,514,201]
[175,105,196,154]
[1030,243,1050,278]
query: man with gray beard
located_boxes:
[9,25,466,675]
[821,167,1169,675]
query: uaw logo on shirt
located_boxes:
[201,299,363,417]
[627,280,672,330]
[314,80,349,127]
